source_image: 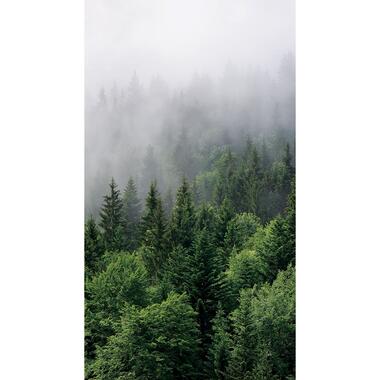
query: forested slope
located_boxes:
[85,134,295,379]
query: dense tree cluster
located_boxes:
[85,139,295,379]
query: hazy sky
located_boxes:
[86,0,295,91]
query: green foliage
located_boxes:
[122,177,141,251]
[85,216,104,276]
[92,293,201,380]
[233,139,263,214]
[85,252,149,365]
[195,170,219,203]
[99,178,123,251]
[251,187,295,282]
[213,147,237,206]
[170,178,195,249]
[165,245,194,294]
[224,249,265,311]
[140,181,168,279]
[209,305,231,380]
[86,138,296,379]
[228,266,295,379]
[224,212,262,252]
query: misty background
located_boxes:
[85,0,295,217]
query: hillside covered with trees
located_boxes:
[85,124,295,378]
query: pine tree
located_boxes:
[282,143,294,193]
[232,138,263,214]
[163,187,174,218]
[99,178,123,251]
[216,198,235,248]
[85,216,104,276]
[140,145,160,195]
[140,181,167,279]
[214,147,236,206]
[253,186,295,283]
[209,305,231,380]
[228,288,256,379]
[191,205,222,370]
[170,178,195,250]
[261,138,270,170]
[122,177,141,251]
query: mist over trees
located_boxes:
[85,54,295,217]
[85,1,295,378]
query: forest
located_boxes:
[85,5,295,372]
[85,72,295,378]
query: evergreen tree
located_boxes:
[216,197,235,249]
[99,178,123,251]
[163,187,174,218]
[253,187,295,283]
[224,249,266,312]
[261,138,270,170]
[191,205,223,372]
[209,305,231,380]
[140,181,167,279]
[140,145,160,195]
[236,138,263,214]
[228,288,256,379]
[85,216,104,276]
[214,147,236,206]
[284,178,296,265]
[165,245,193,294]
[122,177,141,251]
[170,178,196,250]
[224,212,262,252]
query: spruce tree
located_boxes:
[122,177,141,251]
[228,288,256,379]
[191,205,222,370]
[232,138,262,214]
[209,305,231,380]
[99,178,123,251]
[214,147,236,206]
[163,187,174,218]
[216,198,234,248]
[170,178,195,250]
[282,143,294,194]
[140,181,167,279]
[84,216,104,276]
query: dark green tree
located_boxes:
[216,198,235,247]
[170,178,195,250]
[235,138,263,214]
[228,287,256,379]
[122,177,141,251]
[99,178,123,251]
[209,304,231,380]
[252,186,295,283]
[214,147,237,206]
[140,181,168,279]
[85,216,104,276]
[223,249,266,311]
[224,212,262,252]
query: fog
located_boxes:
[85,0,295,216]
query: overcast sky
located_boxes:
[85,0,295,92]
